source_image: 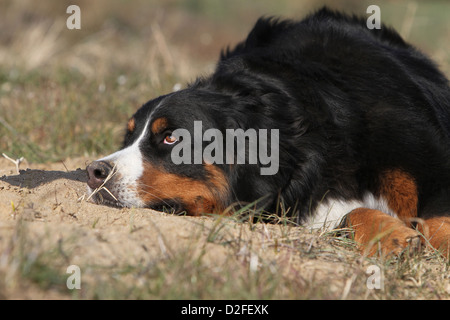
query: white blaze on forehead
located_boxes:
[102,98,166,173]
[99,118,151,183]
[90,99,167,208]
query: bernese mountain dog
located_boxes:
[86,8,450,258]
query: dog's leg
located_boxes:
[417,216,450,258]
[377,170,449,258]
[342,208,421,257]
[377,169,418,225]
[340,169,420,257]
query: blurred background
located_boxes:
[0,0,449,163]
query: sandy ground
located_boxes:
[0,156,351,299]
[0,157,234,296]
[0,156,449,300]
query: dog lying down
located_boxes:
[87,8,450,258]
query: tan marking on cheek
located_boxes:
[151,117,168,134]
[127,117,136,132]
[137,162,230,216]
[378,169,418,223]
[204,164,229,196]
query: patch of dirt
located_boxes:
[0,157,336,298]
[0,157,448,300]
[0,157,235,295]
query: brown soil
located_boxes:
[1,157,449,299]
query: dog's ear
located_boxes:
[221,17,295,61]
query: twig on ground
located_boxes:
[2,153,25,174]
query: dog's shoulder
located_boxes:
[220,6,407,61]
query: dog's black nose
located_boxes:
[86,161,113,189]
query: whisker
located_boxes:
[102,186,118,201]
[87,163,118,201]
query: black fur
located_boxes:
[127,7,450,221]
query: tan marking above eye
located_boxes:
[151,117,169,134]
[127,117,136,132]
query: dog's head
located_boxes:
[86,66,288,215]
[86,89,239,215]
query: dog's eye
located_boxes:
[163,135,178,145]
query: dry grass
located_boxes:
[0,157,448,300]
[1,203,448,300]
[1,0,449,162]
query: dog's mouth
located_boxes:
[87,187,125,208]
[148,200,186,214]
[87,186,186,214]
